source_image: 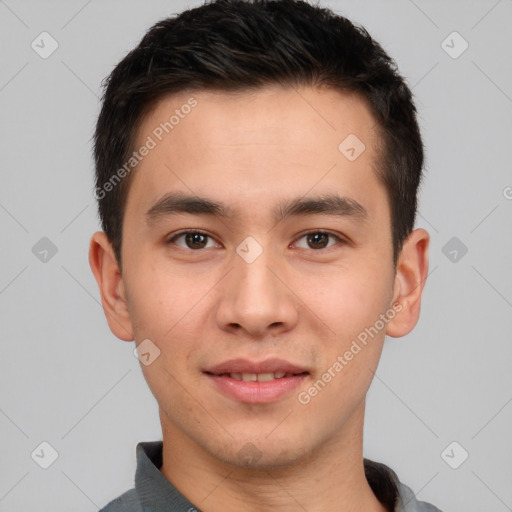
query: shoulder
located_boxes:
[396,482,444,512]
[98,488,142,512]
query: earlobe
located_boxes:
[386,228,430,338]
[88,231,134,341]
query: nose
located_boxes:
[214,242,299,338]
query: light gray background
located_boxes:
[1,0,511,510]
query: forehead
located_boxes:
[126,85,385,223]
[137,85,378,152]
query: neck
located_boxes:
[159,403,388,512]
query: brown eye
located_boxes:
[184,232,208,249]
[167,231,218,250]
[294,231,342,250]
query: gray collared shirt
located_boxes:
[99,441,443,511]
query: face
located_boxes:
[95,85,424,469]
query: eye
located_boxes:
[166,230,220,250]
[294,231,344,250]
[166,230,345,251]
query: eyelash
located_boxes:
[165,229,346,251]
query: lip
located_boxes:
[204,358,309,375]
[206,373,308,404]
[204,358,309,404]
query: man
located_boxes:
[89,0,441,510]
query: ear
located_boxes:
[386,228,430,338]
[88,231,134,341]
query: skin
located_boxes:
[89,85,429,512]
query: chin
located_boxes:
[208,435,313,471]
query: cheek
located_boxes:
[124,261,202,339]
[124,263,213,395]
[304,265,394,406]
[127,268,204,407]
[298,279,390,423]
[309,263,393,341]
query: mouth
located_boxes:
[203,358,310,404]
[205,371,308,382]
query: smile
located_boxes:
[221,371,294,381]
[205,373,308,403]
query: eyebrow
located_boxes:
[145,192,368,224]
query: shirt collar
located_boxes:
[135,441,198,511]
